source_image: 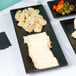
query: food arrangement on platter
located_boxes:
[15,8,47,33]
[11,5,68,73]
[15,8,59,70]
[52,0,76,15]
[71,18,76,39]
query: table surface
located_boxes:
[0,0,76,76]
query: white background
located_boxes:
[0,0,76,76]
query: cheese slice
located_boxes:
[74,18,76,29]
[23,32,59,69]
[71,31,76,39]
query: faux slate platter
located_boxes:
[60,18,76,54]
[47,0,76,18]
[0,32,11,50]
[10,5,68,73]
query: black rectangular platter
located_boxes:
[60,18,76,54]
[10,5,68,73]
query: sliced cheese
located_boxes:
[74,18,76,29]
[71,31,76,39]
[23,32,59,69]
